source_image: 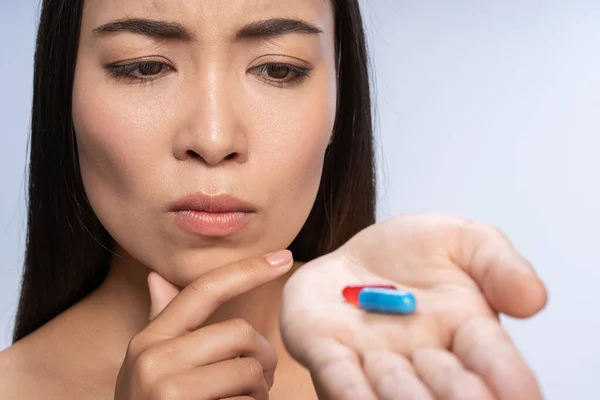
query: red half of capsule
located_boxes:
[342,284,397,306]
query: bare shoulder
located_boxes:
[0,338,68,399]
[0,343,32,398]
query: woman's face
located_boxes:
[72,0,337,285]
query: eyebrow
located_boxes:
[236,18,323,39]
[93,17,323,41]
[93,18,190,39]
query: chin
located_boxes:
[150,244,276,287]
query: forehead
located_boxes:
[81,0,335,37]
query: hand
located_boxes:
[280,213,548,400]
[114,251,294,400]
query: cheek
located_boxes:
[70,52,337,283]
[276,103,332,193]
[70,60,176,256]
[72,65,173,189]
[252,75,337,239]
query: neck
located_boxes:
[77,249,299,367]
[19,250,314,399]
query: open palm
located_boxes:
[280,213,547,400]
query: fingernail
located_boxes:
[265,250,293,267]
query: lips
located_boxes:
[170,192,257,213]
[169,192,256,237]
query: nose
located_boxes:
[172,70,248,166]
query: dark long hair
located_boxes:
[13,0,376,343]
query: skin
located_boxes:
[281,214,547,400]
[72,0,337,286]
[73,0,336,396]
[0,0,548,399]
[3,0,335,398]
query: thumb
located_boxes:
[459,223,548,318]
[148,271,181,320]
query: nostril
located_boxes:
[183,150,238,163]
[186,150,201,159]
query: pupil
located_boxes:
[269,66,290,79]
[140,63,161,75]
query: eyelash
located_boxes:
[106,61,171,83]
[251,64,311,86]
[105,60,312,86]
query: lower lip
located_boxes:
[172,210,254,237]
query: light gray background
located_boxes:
[1,1,597,399]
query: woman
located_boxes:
[0,0,548,399]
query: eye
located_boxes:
[135,61,166,77]
[106,60,173,82]
[262,64,294,80]
[251,63,311,86]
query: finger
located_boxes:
[148,271,181,320]
[456,220,548,318]
[155,357,269,400]
[363,349,434,400]
[453,316,543,400]
[303,338,377,400]
[156,318,278,388]
[146,250,293,337]
[413,347,495,400]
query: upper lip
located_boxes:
[170,192,257,213]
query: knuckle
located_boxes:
[188,277,217,297]
[464,218,507,241]
[151,379,181,400]
[266,343,278,368]
[241,357,265,381]
[188,278,223,309]
[455,218,506,264]
[132,348,162,384]
[241,258,264,278]
[127,334,149,357]
[229,318,255,341]
[482,223,507,242]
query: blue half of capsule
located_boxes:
[358,288,416,315]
